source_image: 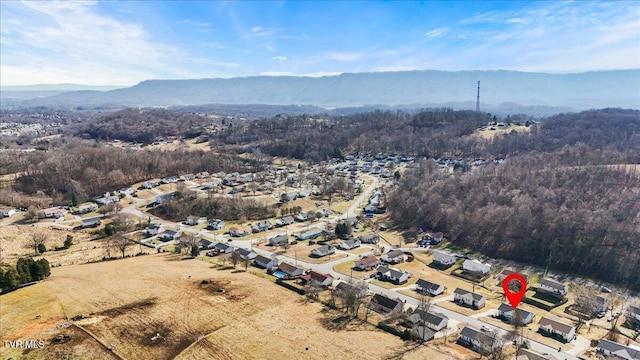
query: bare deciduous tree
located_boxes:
[26,232,48,255]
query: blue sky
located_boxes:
[1,1,638,86]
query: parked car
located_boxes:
[601,286,612,293]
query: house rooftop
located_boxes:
[538,317,574,334]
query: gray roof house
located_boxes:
[159,230,181,241]
[310,245,336,258]
[454,288,486,309]
[296,229,323,240]
[251,220,273,233]
[626,305,640,327]
[596,339,640,360]
[538,317,576,343]
[432,251,457,267]
[357,234,380,244]
[335,281,368,298]
[381,249,405,264]
[198,239,215,250]
[269,234,289,247]
[207,219,225,230]
[81,217,102,228]
[407,310,449,331]
[370,294,404,314]
[376,265,410,285]
[236,248,257,260]
[253,255,278,269]
[214,242,234,254]
[514,348,562,360]
[338,238,361,250]
[275,216,295,227]
[459,326,503,355]
[415,279,446,296]
[497,303,535,325]
[538,278,568,298]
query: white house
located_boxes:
[459,326,502,354]
[415,279,445,296]
[159,230,181,241]
[253,255,278,269]
[355,256,380,271]
[538,278,568,297]
[407,310,449,331]
[381,249,405,264]
[0,208,18,217]
[538,317,576,343]
[311,245,335,258]
[463,259,491,275]
[376,265,410,285]
[497,303,535,325]
[236,248,257,260]
[625,305,640,327]
[338,239,361,250]
[454,288,486,309]
[432,251,457,267]
[596,339,640,360]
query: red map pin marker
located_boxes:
[502,273,527,309]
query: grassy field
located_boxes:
[0,254,472,359]
[474,124,531,140]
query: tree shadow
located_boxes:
[383,341,422,360]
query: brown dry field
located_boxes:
[0,225,155,267]
[1,254,475,360]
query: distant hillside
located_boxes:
[11,70,639,112]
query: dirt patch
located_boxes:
[98,297,158,317]
[196,279,248,302]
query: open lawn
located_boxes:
[1,253,470,359]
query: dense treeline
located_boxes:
[74,108,217,144]
[12,141,252,203]
[0,257,51,294]
[389,149,640,290]
[151,193,276,222]
[487,109,640,159]
[213,109,488,162]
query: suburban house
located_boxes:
[207,219,225,230]
[574,294,611,316]
[301,271,334,288]
[415,279,446,296]
[376,265,410,285]
[463,259,491,275]
[119,187,136,196]
[141,181,158,189]
[253,255,278,269]
[269,234,289,247]
[296,229,323,241]
[275,216,295,227]
[355,255,380,271]
[625,305,640,327]
[185,216,206,225]
[310,245,336,258]
[596,339,640,360]
[198,239,215,250]
[538,316,576,343]
[497,303,535,325]
[251,220,273,233]
[277,262,304,278]
[295,212,309,222]
[335,281,368,298]
[81,217,102,228]
[357,234,380,244]
[179,173,195,181]
[281,192,298,202]
[338,239,361,250]
[459,326,503,354]
[76,202,98,214]
[454,288,486,309]
[406,309,449,331]
[410,326,436,342]
[161,176,178,184]
[229,227,250,237]
[381,249,405,264]
[145,224,163,236]
[431,251,457,267]
[370,294,404,314]
[159,230,181,242]
[213,242,234,254]
[41,208,64,219]
[496,268,530,283]
[538,278,568,298]
[94,195,120,206]
[236,248,257,261]
[431,232,444,245]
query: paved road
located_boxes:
[41,173,587,359]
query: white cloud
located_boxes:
[424,28,448,38]
[271,56,287,61]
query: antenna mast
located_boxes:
[475,81,480,113]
